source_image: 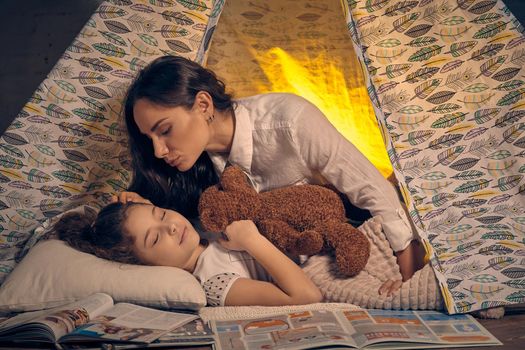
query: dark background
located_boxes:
[1,0,524,135]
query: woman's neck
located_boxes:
[205,108,235,153]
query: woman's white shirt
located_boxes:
[208,92,416,252]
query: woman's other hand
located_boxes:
[378,279,403,297]
[378,240,427,296]
[219,220,261,251]
[111,191,152,204]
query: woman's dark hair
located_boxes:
[54,202,141,264]
[124,56,233,218]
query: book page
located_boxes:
[211,308,501,350]
[34,293,114,340]
[212,309,357,350]
[0,293,114,343]
[415,311,501,345]
[338,309,501,348]
[339,310,440,348]
[87,319,216,350]
[62,303,198,344]
[154,318,215,345]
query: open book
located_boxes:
[0,293,199,346]
[62,318,216,350]
[211,309,502,350]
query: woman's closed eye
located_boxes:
[160,126,171,136]
[161,210,166,220]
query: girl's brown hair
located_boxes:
[54,202,142,264]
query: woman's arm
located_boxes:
[290,97,425,286]
[292,99,412,248]
[219,220,322,306]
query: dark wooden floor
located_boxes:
[459,311,525,350]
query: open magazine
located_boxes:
[0,293,198,346]
[62,318,216,350]
[211,309,502,350]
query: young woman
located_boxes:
[55,202,322,307]
[117,55,426,296]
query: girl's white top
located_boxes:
[193,240,271,306]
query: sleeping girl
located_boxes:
[54,201,322,307]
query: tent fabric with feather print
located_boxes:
[341,0,525,314]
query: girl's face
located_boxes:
[133,97,210,172]
[123,204,202,270]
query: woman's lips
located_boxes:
[166,157,180,167]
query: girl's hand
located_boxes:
[219,220,261,251]
[111,191,151,205]
[221,220,323,306]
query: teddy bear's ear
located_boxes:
[220,165,257,195]
[198,186,229,232]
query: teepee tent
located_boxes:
[0,0,524,314]
[205,0,392,177]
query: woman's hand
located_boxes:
[218,220,261,251]
[379,279,403,297]
[111,191,151,205]
[378,240,427,296]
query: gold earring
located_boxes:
[207,114,215,124]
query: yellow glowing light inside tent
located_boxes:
[252,47,393,178]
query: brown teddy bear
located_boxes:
[198,165,371,277]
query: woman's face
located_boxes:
[133,98,210,172]
[123,204,202,270]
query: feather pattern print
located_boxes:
[467,284,503,301]
[435,145,466,166]
[391,12,420,33]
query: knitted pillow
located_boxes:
[303,217,443,310]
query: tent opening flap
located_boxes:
[206,0,392,177]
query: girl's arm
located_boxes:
[219,220,322,306]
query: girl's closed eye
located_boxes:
[153,233,160,246]
[161,210,166,220]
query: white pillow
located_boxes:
[0,240,206,313]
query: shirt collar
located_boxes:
[226,101,253,173]
[207,101,254,174]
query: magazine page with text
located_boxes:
[61,302,199,344]
[211,309,502,350]
[65,318,216,350]
[341,309,501,349]
[0,293,114,343]
[212,309,358,350]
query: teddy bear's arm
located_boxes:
[316,220,370,277]
[257,219,324,256]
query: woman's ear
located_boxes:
[194,91,214,115]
